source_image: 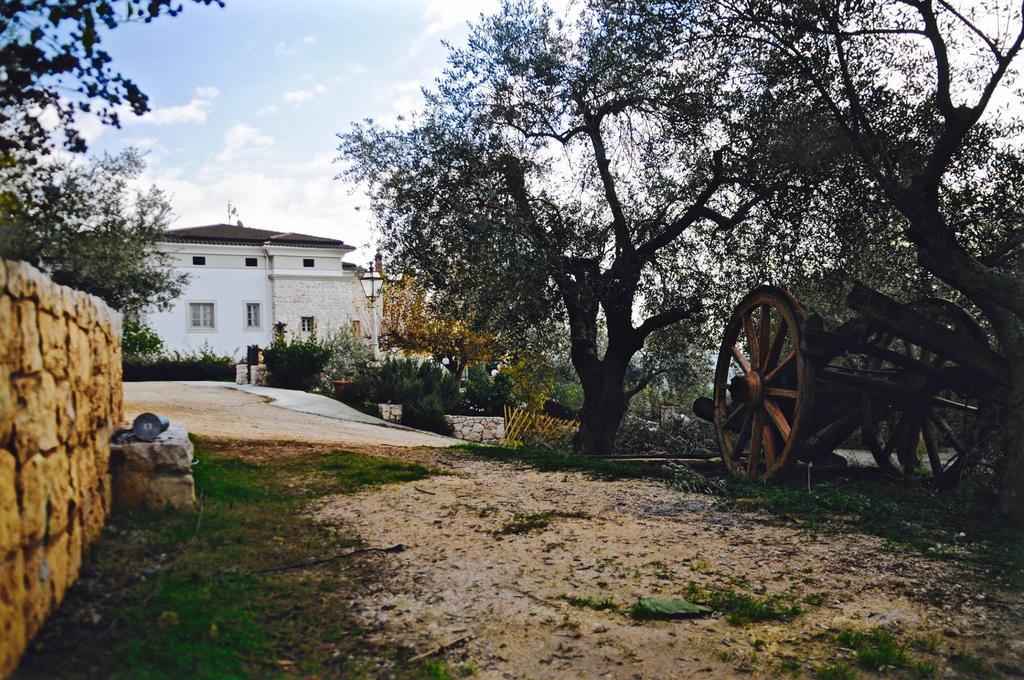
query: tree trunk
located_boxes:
[998,353,1024,524]
[573,351,631,456]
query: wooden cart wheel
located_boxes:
[862,298,988,482]
[713,286,813,480]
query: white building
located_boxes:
[145,223,375,357]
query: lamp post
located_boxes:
[359,258,384,362]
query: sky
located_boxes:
[84,0,502,265]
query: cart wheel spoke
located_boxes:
[922,417,943,476]
[759,304,770,367]
[762,397,791,440]
[765,387,797,399]
[731,344,751,374]
[765,318,788,373]
[747,410,763,476]
[723,403,746,427]
[764,351,794,384]
[744,311,760,370]
[763,422,777,467]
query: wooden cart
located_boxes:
[692,283,1007,487]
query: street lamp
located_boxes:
[359,258,384,361]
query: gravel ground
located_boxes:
[315,450,1024,679]
[123,381,458,448]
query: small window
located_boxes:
[245,257,258,267]
[192,256,206,266]
[189,303,215,329]
[303,258,314,268]
[351,319,361,336]
[300,316,314,333]
[245,303,261,329]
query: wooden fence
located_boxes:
[502,405,578,448]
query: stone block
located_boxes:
[236,363,249,384]
[0,553,27,679]
[37,313,67,376]
[17,454,48,546]
[13,373,59,457]
[5,261,38,300]
[20,544,49,641]
[44,449,71,538]
[0,365,12,448]
[0,450,19,556]
[0,296,15,366]
[43,531,72,610]
[16,300,42,374]
[110,422,195,511]
[144,474,196,510]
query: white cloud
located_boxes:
[130,86,220,125]
[283,83,327,105]
[215,123,273,162]
[301,35,316,44]
[274,41,295,57]
[138,156,376,260]
[194,85,221,99]
[255,104,278,116]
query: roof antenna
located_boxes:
[227,201,239,225]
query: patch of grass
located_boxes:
[948,651,1000,679]
[494,510,589,535]
[833,628,937,678]
[458,443,674,481]
[16,441,442,679]
[815,662,857,680]
[561,595,621,612]
[682,582,803,625]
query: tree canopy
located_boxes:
[1,0,223,156]
[0,148,186,316]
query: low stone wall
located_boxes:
[445,415,504,443]
[110,422,195,511]
[378,403,402,423]
[0,259,123,677]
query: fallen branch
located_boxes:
[408,634,474,663]
[413,486,436,495]
[256,544,406,574]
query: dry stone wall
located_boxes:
[445,415,504,443]
[0,259,122,678]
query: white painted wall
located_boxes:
[144,241,373,358]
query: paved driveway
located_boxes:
[123,381,458,448]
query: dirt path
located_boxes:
[123,381,457,448]
[316,449,1024,679]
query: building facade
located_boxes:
[145,224,375,357]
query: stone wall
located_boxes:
[270,275,376,340]
[445,415,504,443]
[0,259,122,677]
[378,403,403,423]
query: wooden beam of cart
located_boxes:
[846,282,1007,388]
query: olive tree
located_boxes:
[718,0,1024,520]
[340,1,834,455]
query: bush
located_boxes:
[123,346,236,382]
[544,380,583,419]
[456,364,514,416]
[402,393,454,436]
[263,332,333,392]
[349,358,462,435]
[614,415,716,455]
[122,319,163,358]
[317,326,374,393]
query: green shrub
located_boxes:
[544,380,583,419]
[263,332,333,392]
[349,358,462,435]
[318,326,374,393]
[456,364,514,416]
[122,319,164,359]
[403,393,454,435]
[123,345,235,381]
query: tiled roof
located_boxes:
[163,224,351,249]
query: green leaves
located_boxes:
[630,598,713,619]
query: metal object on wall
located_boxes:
[132,412,170,442]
